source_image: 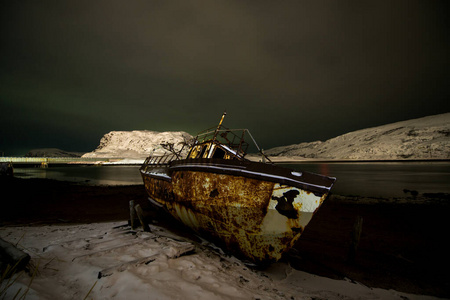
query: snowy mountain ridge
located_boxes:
[82,130,193,158]
[265,113,450,160]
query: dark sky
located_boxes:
[1,1,449,155]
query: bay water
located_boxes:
[13,162,450,198]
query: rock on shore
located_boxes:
[82,130,193,158]
[265,113,450,160]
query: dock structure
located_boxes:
[0,157,111,165]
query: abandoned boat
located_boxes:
[140,113,336,263]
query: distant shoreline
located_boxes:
[3,156,450,167]
[250,155,450,164]
[271,158,450,164]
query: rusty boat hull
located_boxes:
[140,158,335,263]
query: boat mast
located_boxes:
[213,111,226,141]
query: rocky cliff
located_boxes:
[265,113,450,160]
[82,130,193,158]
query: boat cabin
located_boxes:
[187,140,244,160]
[142,112,271,167]
[186,123,252,161]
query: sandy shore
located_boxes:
[1,177,449,298]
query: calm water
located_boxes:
[13,162,450,197]
[282,162,450,197]
[14,165,143,186]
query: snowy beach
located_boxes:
[1,177,449,299]
[1,221,444,300]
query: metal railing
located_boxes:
[143,153,179,166]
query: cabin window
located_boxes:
[199,145,208,158]
[189,145,206,159]
[212,147,226,159]
[189,145,200,159]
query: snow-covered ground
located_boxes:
[0,222,442,300]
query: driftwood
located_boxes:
[72,236,154,262]
[98,244,195,278]
[0,237,30,276]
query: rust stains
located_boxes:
[171,170,274,229]
[142,175,173,205]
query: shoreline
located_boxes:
[1,177,449,297]
[266,157,450,163]
[3,157,450,167]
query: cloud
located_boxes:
[1,0,449,155]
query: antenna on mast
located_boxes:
[218,111,226,128]
[213,111,227,140]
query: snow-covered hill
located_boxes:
[265,113,450,160]
[26,148,84,157]
[82,130,193,159]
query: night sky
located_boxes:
[1,1,449,156]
